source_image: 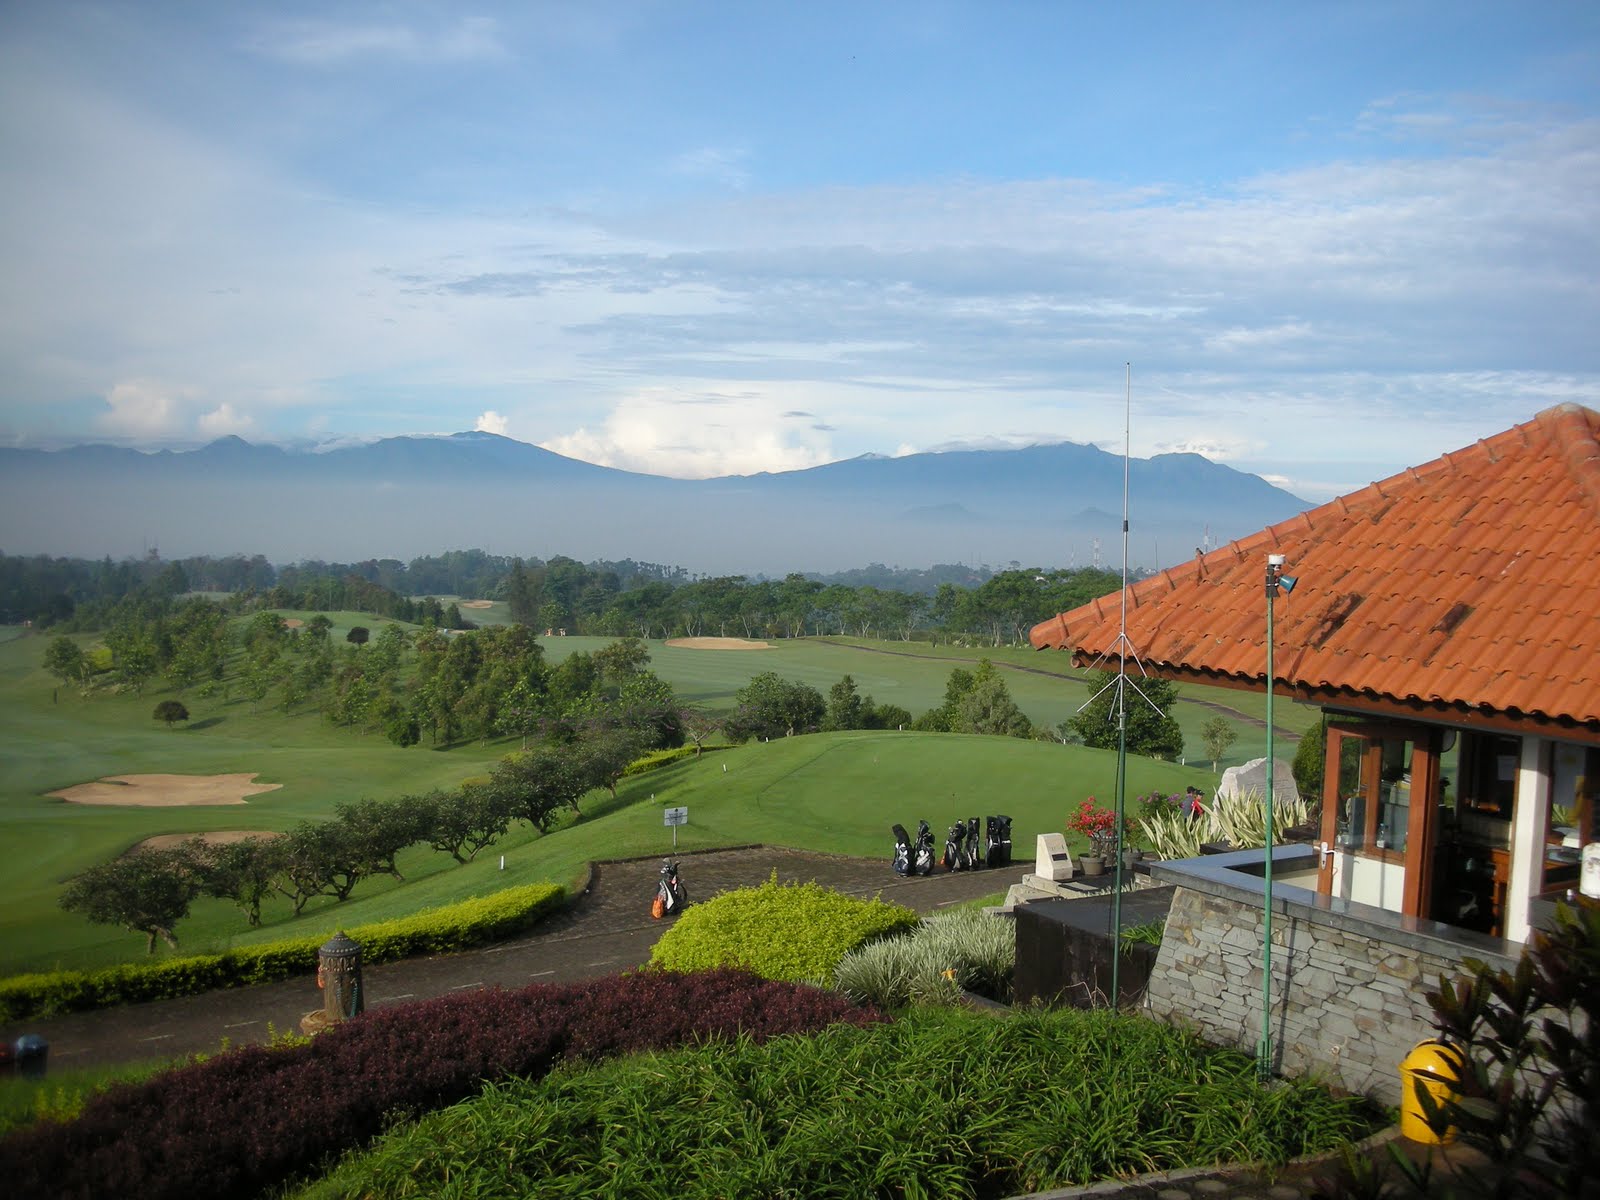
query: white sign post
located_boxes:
[663,805,688,850]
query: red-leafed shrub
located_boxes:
[0,968,879,1200]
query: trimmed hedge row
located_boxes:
[650,873,920,982]
[0,969,881,1200]
[0,882,565,1022]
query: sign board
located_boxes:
[663,806,689,827]
[1035,832,1074,882]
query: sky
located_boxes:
[1,2,1597,503]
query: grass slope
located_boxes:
[0,624,1311,976]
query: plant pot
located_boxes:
[1121,849,1143,869]
[1079,855,1105,876]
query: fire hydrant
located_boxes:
[300,931,365,1035]
[1399,1039,1467,1144]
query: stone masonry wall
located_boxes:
[1147,886,1505,1105]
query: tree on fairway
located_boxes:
[43,636,89,687]
[570,725,647,800]
[331,796,430,882]
[59,848,202,953]
[191,835,286,927]
[679,707,721,756]
[723,671,825,741]
[1200,717,1238,770]
[952,659,1032,738]
[413,785,517,864]
[487,745,590,832]
[822,675,865,732]
[153,699,190,729]
[346,625,370,648]
[1069,669,1185,760]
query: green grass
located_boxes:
[0,626,1310,977]
[294,1005,1379,1199]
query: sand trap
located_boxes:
[132,830,282,853]
[49,773,283,807]
[282,618,304,629]
[666,637,772,650]
[461,600,494,609]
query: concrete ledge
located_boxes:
[1150,844,1519,972]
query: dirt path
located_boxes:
[2,847,1024,1074]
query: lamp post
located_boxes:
[1260,553,1296,1080]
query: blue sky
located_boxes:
[1,1,1596,501]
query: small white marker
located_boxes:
[500,854,505,870]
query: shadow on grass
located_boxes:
[185,717,225,731]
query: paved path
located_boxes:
[2,846,1019,1073]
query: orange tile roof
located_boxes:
[1030,404,1600,733]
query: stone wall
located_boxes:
[1147,883,1516,1104]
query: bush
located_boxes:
[650,873,919,983]
[0,969,878,1200]
[834,907,1016,1009]
[306,1005,1381,1200]
[0,883,564,1022]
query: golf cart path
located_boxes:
[4,846,1022,1073]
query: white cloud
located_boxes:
[98,381,191,437]
[197,403,255,437]
[248,16,505,65]
[475,410,510,435]
[540,386,835,478]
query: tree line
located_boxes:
[3,549,1130,649]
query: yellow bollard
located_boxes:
[1398,1039,1467,1144]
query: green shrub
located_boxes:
[0,882,564,1022]
[622,746,700,777]
[649,873,917,983]
[834,907,1016,1009]
[302,1005,1382,1199]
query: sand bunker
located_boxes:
[49,773,283,807]
[282,618,304,629]
[665,637,772,650]
[132,830,282,854]
[460,600,494,609]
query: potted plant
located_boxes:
[1066,797,1119,875]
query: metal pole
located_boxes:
[1260,557,1280,1081]
[1110,363,1132,1009]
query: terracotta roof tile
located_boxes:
[1030,404,1600,728]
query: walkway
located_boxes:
[2,845,1013,1073]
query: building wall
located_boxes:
[1147,884,1515,1104]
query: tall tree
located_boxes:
[952,659,1032,737]
[59,848,201,953]
[823,675,865,732]
[1200,717,1239,771]
[43,635,89,687]
[1069,669,1184,760]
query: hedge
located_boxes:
[650,873,919,983]
[0,969,880,1200]
[0,882,564,1022]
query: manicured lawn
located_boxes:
[0,624,1310,976]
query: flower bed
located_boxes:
[0,969,880,1200]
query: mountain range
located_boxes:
[0,432,1310,575]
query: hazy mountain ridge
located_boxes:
[0,433,1309,575]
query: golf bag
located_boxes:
[653,858,687,918]
[964,817,983,870]
[985,815,1013,867]
[891,823,913,876]
[913,820,936,876]
[943,820,969,871]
